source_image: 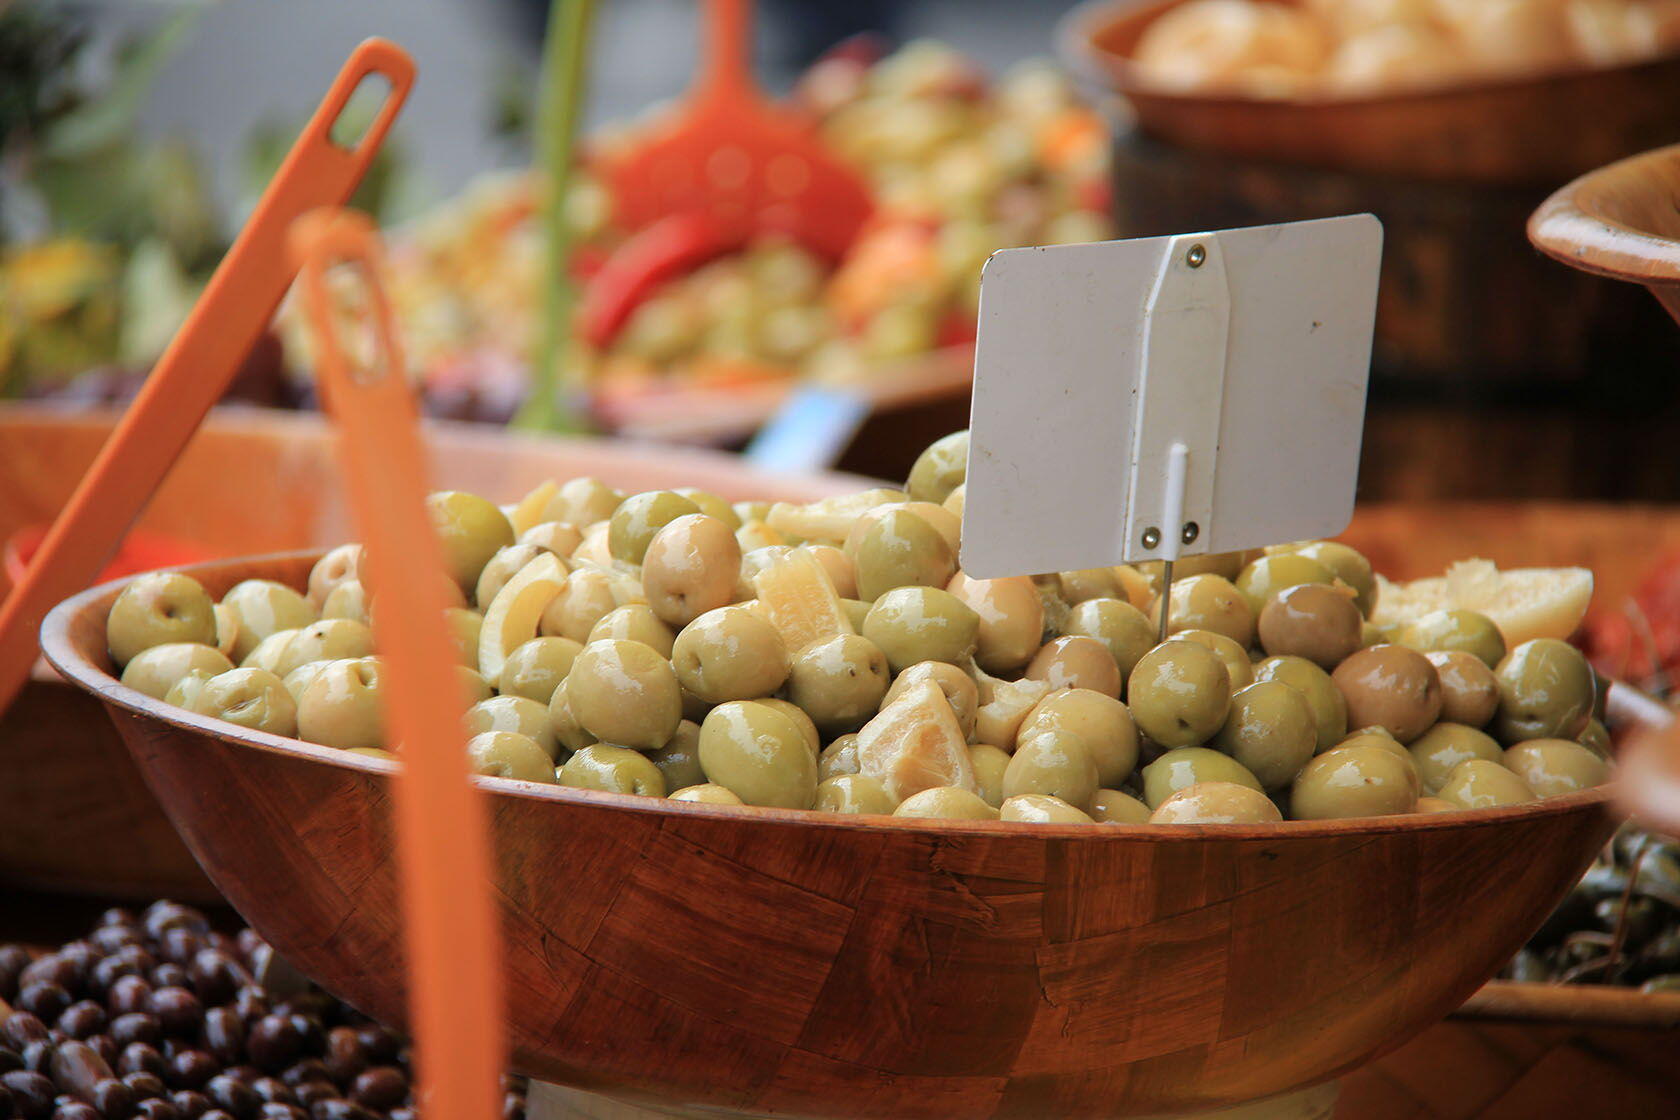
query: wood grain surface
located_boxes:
[42,554,1631,1118]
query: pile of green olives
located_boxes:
[104,429,1611,827]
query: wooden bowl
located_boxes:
[43,555,1651,1118]
[1061,0,1680,185]
[0,403,861,902]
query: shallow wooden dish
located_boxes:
[1062,0,1680,185]
[0,404,860,902]
[44,555,1652,1118]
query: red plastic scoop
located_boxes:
[579,0,872,346]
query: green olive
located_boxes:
[467,731,557,784]
[1291,744,1419,819]
[241,630,299,676]
[1415,797,1458,814]
[498,636,582,704]
[851,508,957,601]
[283,661,330,706]
[1003,730,1100,812]
[893,786,997,820]
[465,695,558,761]
[670,783,743,804]
[220,579,316,663]
[1142,747,1262,808]
[649,720,705,791]
[1155,574,1255,648]
[671,606,789,703]
[540,568,624,643]
[1331,645,1442,743]
[1578,718,1612,759]
[1401,609,1507,668]
[1493,639,1595,744]
[520,520,585,558]
[180,668,297,737]
[276,619,375,677]
[786,634,891,734]
[121,643,235,700]
[427,490,515,591]
[588,604,676,658]
[948,572,1044,673]
[456,665,494,705]
[443,608,483,668]
[1425,650,1500,728]
[1057,569,1121,604]
[881,661,979,739]
[674,488,742,529]
[969,743,1012,807]
[1019,688,1138,788]
[733,500,773,525]
[1171,629,1254,691]
[1254,655,1347,753]
[1212,681,1317,790]
[1062,597,1154,682]
[1437,759,1535,809]
[841,598,872,632]
[736,520,784,553]
[862,586,979,673]
[1235,553,1337,617]
[321,579,369,624]
[1150,782,1282,824]
[560,744,666,796]
[1289,542,1376,616]
[550,477,623,527]
[642,514,742,627]
[1258,583,1362,669]
[609,491,702,565]
[567,639,682,749]
[1502,739,1609,798]
[546,677,598,754]
[1091,788,1151,823]
[308,544,362,608]
[815,774,898,814]
[820,734,862,780]
[906,430,968,505]
[698,700,818,808]
[1001,794,1095,824]
[1408,722,1503,795]
[297,657,385,750]
[163,670,215,712]
[1025,636,1122,698]
[1128,640,1231,749]
[475,543,549,610]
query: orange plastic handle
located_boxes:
[291,208,503,1120]
[697,0,755,102]
[0,38,414,716]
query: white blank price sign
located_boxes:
[961,215,1383,580]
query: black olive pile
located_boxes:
[0,902,526,1120]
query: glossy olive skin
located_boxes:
[1090,789,1151,823]
[674,488,742,529]
[1141,747,1262,808]
[1156,575,1256,648]
[969,743,1012,808]
[1150,782,1282,824]
[861,586,979,673]
[522,520,586,558]
[642,514,742,628]
[1408,722,1503,795]
[467,731,557,784]
[1000,794,1095,824]
[1254,655,1347,753]
[882,661,979,739]
[906,430,968,505]
[1258,583,1362,669]
[1172,629,1254,691]
[1057,568,1122,604]
[1026,636,1123,699]
[819,734,862,780]
[1128,640,1231,749]
[498,636,582,704]
[543,476,622,527]
[1577,718,1612,759]
[547,677,598,754]
[1291,744,1419,820]
[308,544,362,608]
[671,606,789,704]
[1003,730,1100,811]
[588,604,677,658]
[560,745,666,797]
[121,643,235,701]
[181,667,297,737]
[1437,759,1536,810]
[852,508,957,602]
[1331,644,1443,743]
[1020,688,1139,788]
[608,491,702,566]
[322,579,369,623]
[1288,541,1377,616]
[1212,680,1318,790]
[1415,797,1457,814]
[1502,739,1609,798]
[567,639,682,750]
[815,774,899,815]
[697,700,818,809]
[948,572,1044,674]
[539,568,620,643]
[893,786,997,820]
[1402,608,1507,668]
[1063,597,1155,680]
[475,543,550,610]
[427,490,515,591]
[1492,638,1595,744]
[297,657,385,750]
[1236,553,1337,617]
[648,720,705,792]
[1426,650,1500,728]
[464,696,558,761]
[785,634,891,734]
[669,783,743,805]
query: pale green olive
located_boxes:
[163,670,215,712]
[733,500,773,525]
[283,661,331,706]
[948,572,1044,674]
[1287,542,1376,616]
[969,743,1012,807]
[444,608,483,668]
[674,488,742,529]
[649,720,705,792]
[274,619,375,677]
[242,629,300,675]
[540,568,623,643]
[671,606,789,703]
[698,700,817,808]
[1063,598,1155,681]
[1578,718,1612,759]
[787,634,891,734]
[1025,636,1123,698]
[427,490,515,591]
[180,667,297,737]
[1408,722,1503,795]
[881,661,979,739]
[559,744,666,797]
[851,508,957,601]
[1141,747,1262,808]
[321,579,369,624]
[1171,629,1254,691]
[467,731,557,784]
[815,774,898,814]
[1091,789,1151,823]
[906,430,968,505]
[1235,553,1337,617]
[1128,640,1231,748]
[220,579,316,663]
[588,603,677,658]
[862,586,979,673]
[1019,688,1138,788]
[841,598,872,631]
[475,543,549,610]
[1426,650,1500,728]
[547,677,598,754]
[893,786,997,820]
[1254,655,1347,753]
[670,783,744,804]
[308,544,362,608]
[1151,782,1282,824]
[609,491,702,565]
[456,665,494,705]
[465,695,558,760]
[1502,739,1609,798]
[120,643,235,700]
[1212,680,1317,790]
[1291,744,1419,819]
[1000,794,1095,824]
[1056,569,1121,604]
[1437,759,1535,809]
[1155,574,1255,648]
[1003,730,1100,812]
[1493,638,1595,744]
[642,514,742,628]
[1401,609,1506,668]
[550,477,623,527]
[521,520,585,558]
[498,636,582,703]
[297,657,385,750]
[820,734,862,780]
[567,639,682,749]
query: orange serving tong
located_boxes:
[0,38,414,715]
[291,208,502,1120]
[577,0,873,347]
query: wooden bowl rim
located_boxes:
[43,550,1632,844]
[1058,0,1680,111]
[1528,141,1680,287]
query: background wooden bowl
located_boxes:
[0,404,861,902]
[44,554,1632,1119]
[1061,0,1680,186]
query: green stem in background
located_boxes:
[513,0,598,433]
